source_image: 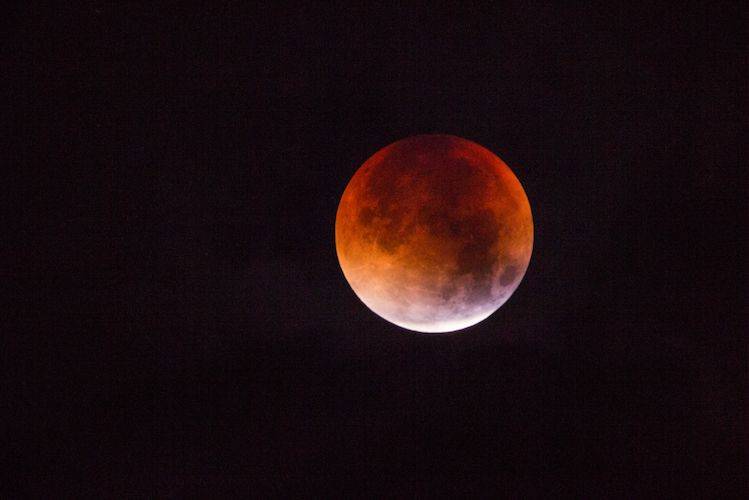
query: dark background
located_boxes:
[6,1,746,497]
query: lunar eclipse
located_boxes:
[336,134,533,333]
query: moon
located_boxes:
[335,134,533,333]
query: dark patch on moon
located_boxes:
[500,264,519,286]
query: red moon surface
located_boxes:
[335,135,533,333]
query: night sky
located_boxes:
[7,1,747,497]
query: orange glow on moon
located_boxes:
[335,135,533,333]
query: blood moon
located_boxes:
[335,135,533,333]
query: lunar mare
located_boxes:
[335,135,533,333]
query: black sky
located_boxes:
[6,1,747,497]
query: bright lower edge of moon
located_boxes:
[385,309,497,334]
[335,134,533,333]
